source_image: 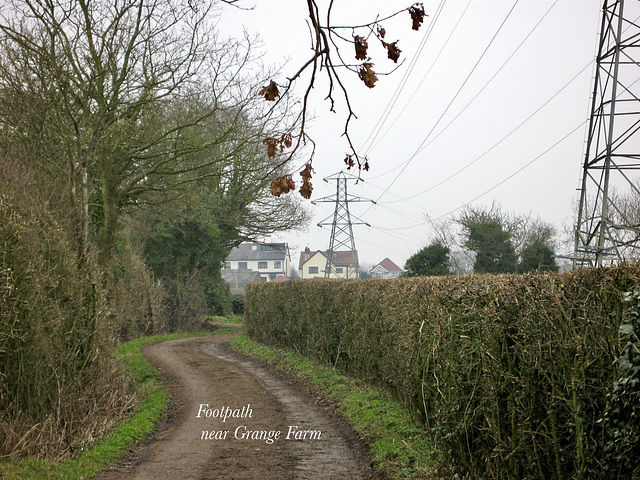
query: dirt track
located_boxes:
[93,334,377,480]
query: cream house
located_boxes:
[298,248,358,279]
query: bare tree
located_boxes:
[425,203,559,274]
[425,215,474,274]
[0,0,304,263]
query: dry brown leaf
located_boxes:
[270,177,283,196]
[263,137,278,157]
[282,133,292,149]
[270,175,295,197]
[300,162,314,182]
[358,63,378,88]
[409,3,426,31]
[384,41,401,63]
[344,154,355,169]
[299,181,313,199]
[354,35,368,61]
[259,80,280,101]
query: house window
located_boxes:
[308,266,319,274]
[238,262,248,270]
[336,267,343,273]
[274,261,282,269]
[258,261,268,269]
[224,262,231,270]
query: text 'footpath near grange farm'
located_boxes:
[196,403,322,444]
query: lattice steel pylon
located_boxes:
[574,0,640,267]
[311,171,375,278]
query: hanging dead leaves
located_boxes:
[269,175,295,197]
[383,41,401,63]
[269,162,314,199]
[358,63,378,89]
[354,35,368,61]
[261,3,426,198]
[352,3,424,89]
[262,133,292,158]
[344,154,369,172]
[299,162,314,199]
[409,3,426,30]
[259,80,280,101]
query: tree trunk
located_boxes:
[99,165,118,267]
[82,162,90,257]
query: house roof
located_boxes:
[298,248,357,270]
[298,249,326,270]
[227,242,288,261]
[371,257,403,273]
[221,270,265,294]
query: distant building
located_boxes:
[222,270,264,295]
[370,258,404,279]
[222,242,291,293]
[298,247,358,279]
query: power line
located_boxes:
[362,119,587,233]
[363,181,447,216]
[357,234,422,257]
[365,0,522,211]
[433,120,587,222]
[359,0,449,158]
[385,59,592,204]
[369,4,637,222]
[413,0,559,158]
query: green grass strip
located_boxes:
[205,314,244,325]
[0,329,233,480]
[228,335,442,479]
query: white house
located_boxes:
[370,258,404,279]
[223,242,291,282]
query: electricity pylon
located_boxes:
[574,0,640,266]
[311,171,375,278]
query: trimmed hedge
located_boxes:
[245,264,640,479]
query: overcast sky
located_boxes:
[217,1,622,270]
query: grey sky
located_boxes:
[219,1,617,270]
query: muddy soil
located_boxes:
[93,334,378,480]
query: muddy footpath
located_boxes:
[92,334,380,480]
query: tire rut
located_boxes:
[93,335,375,480]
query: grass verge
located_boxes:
[0,330,233,480]
[207,314,244,325]
[228,334,443,479]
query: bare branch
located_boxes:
[258,1,427,196]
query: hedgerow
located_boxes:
[245,264,640,479]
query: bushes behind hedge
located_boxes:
[244,264,640,480]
